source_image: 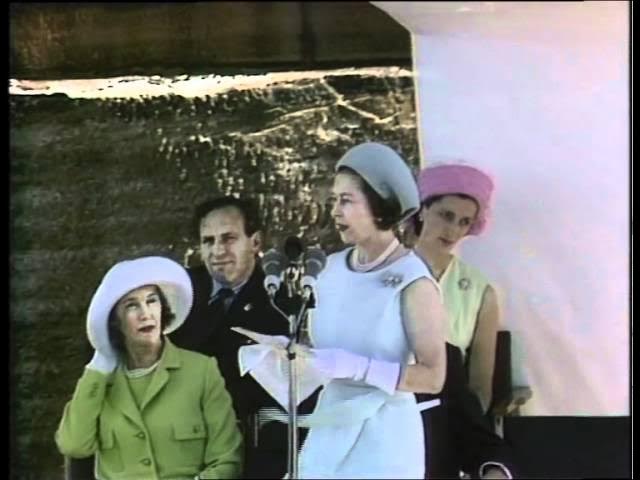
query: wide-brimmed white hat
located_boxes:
[86,256,193,353]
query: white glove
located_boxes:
[310,348,401,395]
[233,327,326,411]
[86,350,118,374]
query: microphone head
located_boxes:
[301,275,317,290]
[284,236,304,262]
[262,248,287,277]
[304,246,327,279]
[262,248,287,296]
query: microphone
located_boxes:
[301,246,327,301]
[282,236,305,299]
[262,248,287,297]
[283,236,305,264]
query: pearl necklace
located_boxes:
[352,238,400,272]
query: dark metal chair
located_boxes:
[64,455,94,480]
[488,330,533,438]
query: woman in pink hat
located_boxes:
[409,163,513,479]
[412,163,498,412]
[55,256,243,479]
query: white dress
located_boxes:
[299,247,436,479]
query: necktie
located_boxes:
[210,287,234,312]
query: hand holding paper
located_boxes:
[232,327,325,411]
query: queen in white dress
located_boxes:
[298,142,448,479]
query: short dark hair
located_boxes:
[338,167,402,230]
[412,193,479,236]
[107,285,175,357]
[193,196,262,238]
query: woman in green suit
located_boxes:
[56,256,243,480]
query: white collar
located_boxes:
[124,360,160,379]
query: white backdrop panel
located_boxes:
[374,1,630,416]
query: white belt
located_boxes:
[417,398,441,411]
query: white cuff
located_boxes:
[479,461,513,479]
[364,358,400,395]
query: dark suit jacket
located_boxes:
[417,343,517,479]
[169,264,291,417]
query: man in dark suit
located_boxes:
[418,343,516,479]
[169,196,316,479]
[169,196,288,416]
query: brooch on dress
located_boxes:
[381,272,404,288]
[458,278,471,291]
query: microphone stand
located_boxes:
[286,296,311,480]
[277,266,311,480]
[286,311,299,479]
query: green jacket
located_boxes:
[55,338,243,479]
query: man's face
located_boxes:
[199,207,260,287]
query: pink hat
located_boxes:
[417,164,495,235]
